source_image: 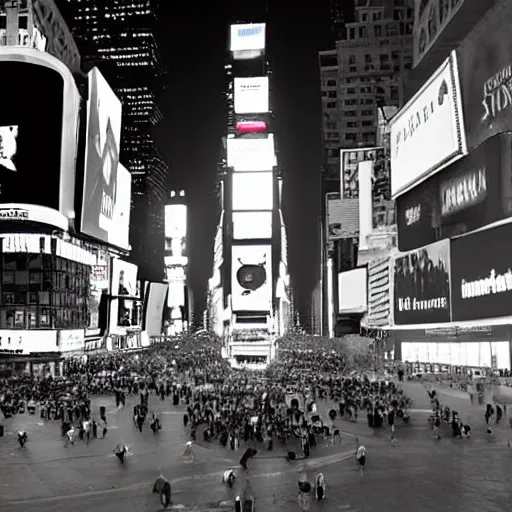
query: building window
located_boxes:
[349,28,355,39]
[386,24,398,37]
[344,99,357,106]
[362,120,373,127]
[345,133,357,141]
[326,101,337,109]
[390,86,399,101]
[360,98,374,105]
[346,121,358,128]
[347,88,355,94]
[344,110,357,117]
[365,54,372,63]
[375,25,382,37]
[349,66,357,72]
[321,91,328,97]
[380,54,389,62]
[359,26,368,38]
[348,55,356,65]
[326,122,337,130]
[0,254,90,329]
[361,12,368,22]
[328,90,337,98]
[327,80,336,87]
[373,11,382,21]
[361,109,373,116]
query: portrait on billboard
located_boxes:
[231,245,272,312]
[394,240,451,325]
[0,126,18,173]
[81,67,123,247]
[111,259,138,297]
[451,223,512,322]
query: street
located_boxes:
[0,385,511,511]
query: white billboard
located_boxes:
[233,211,272,239]
[232,172,273,211]
[234,77,269,114]
[111,259,138,297]
[390,51,466,198]
[144,282,167,336]
[166,266,185,308]
[165,204,187,238]
[230,23,266,52]
[338,268,367,313]
[232,244,272,312]
[227,135,275,171]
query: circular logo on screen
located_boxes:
[236,264,267,291]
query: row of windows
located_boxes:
[357,7,413,24]
[347,21,413,41]
[3,254,89,273]
[0,306,88,330]
[2,271,89,295]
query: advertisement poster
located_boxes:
[143,282,168,336]
[227,135,275,171]
[340,147,388,199]
[413,0,465,67]
[457,0,512,150]
[89,264,108,330]
[232,172,273,210]
[81,67,124,248]
[234,77,269,114]
[394,239,451,325]
[231,245,272,312]
[230,23,266,52]
[338,268,367,313]
[111,259,138,297]
[390,51,466,198]
[367,257,392,327]
[396,133,512,251]
[233,211,272,240]
[451,223,512,321]
[326,193,359,240]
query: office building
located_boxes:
[56,0,168,281]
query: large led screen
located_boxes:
[143,282,168,337]
[232,244,272,312]
[111,259,138,297]
[230,23,266,52]
[233,211,272,239]
[234,77,269,114]
[0,50,80,221]
[165,204,187,238]
[81,67,124,248]
[227,135,275,171]
[232,172,273,211]
[338,268,367,313]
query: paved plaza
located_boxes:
[0,382,511,512]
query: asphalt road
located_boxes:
[0,385,511,511]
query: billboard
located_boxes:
[394,240,451,325]
[231,244,272,312]
[232,172,273,211]
[457,0,512,150]
[233,211,272,240]
[230,23,266,52]
[390,52,466,198]
[143,282,168,336]
[234,77,269,114]
[413,0,465,68]
[111,259,138,297]
[164,204,187,266]
[340,147,389,200]
[237,121,267,133]
[338,268,367,313]
[396,133,512,251]
[89,264,109,331]
[326,193,359,240]
[367,257,392,327]
[451,223,512,322]
[166,266,186,308]
[0,48,80,229]
[81,67,124,247]
[227,135,275,171]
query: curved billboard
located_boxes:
[0,47,80,228]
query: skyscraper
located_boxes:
[56,0,168,281]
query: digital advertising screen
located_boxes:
[231,244,272,312]
[81,67,123,247]
[143,282,168,336]
[165,204,187,238]
[233,211,272,239]
[234,76,269,114]
[0,50,80,223]
[227,135,275,171]
[338,268,367,313]
[232,172,273,211]
[230,23,266,52]
[111,259,138,297]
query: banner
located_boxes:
[451,223,512,321]
[230,23,266,52]
[234,77,269,114]
[81,67,125,248]
[390,51,466,198]
[396,132,512,251]
[413,0,465,68]
[231,245,272,312]
[340,147,388,199]
[367,257,392,327]
[457,0,512,150]
[394,239,451,325]
[0,48,80,227]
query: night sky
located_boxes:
[154,2,331,326]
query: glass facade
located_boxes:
[0,254,89,330]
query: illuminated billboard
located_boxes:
[164,204,187,266]
[231,244,272,312]
[230,23,266,52]
[227,135,275,171]
[237,121,267,133]
[232,172,273,211]
[233,211,273,239]
[234,77,269,114]
[166,266,186,308]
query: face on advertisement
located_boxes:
[0,62,63,208]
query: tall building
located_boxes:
[56,0,168,282]
[329,0,355,41]
[320,0,413,182]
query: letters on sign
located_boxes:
[0,209,28,220]
[440,167,487,216]
[461,268,512,299]
[483,65,512,122]
[405,205,421,226]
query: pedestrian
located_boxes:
[356,445,366,477]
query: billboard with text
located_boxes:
[232,244,272,312]
[230,23,266,52]
[227,135,275,171]
[234,77,269,114]
[232,172,273,211]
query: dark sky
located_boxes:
[154,2,331,326]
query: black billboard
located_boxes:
[0,61,64,209]
[457,0,512,150]
[396,133,512,251]
[451,223,512,321]
[394,240,451,325]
